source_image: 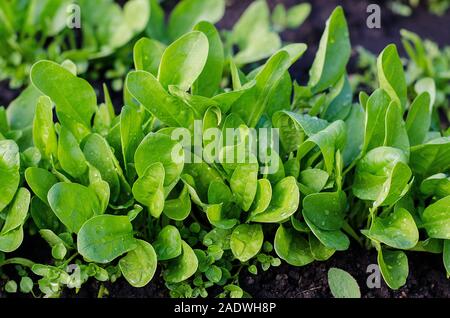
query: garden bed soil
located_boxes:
[1,0,449,298]
[1,245,449,298]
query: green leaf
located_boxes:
[286,3,311,28]
[183,161,223,201]
[58,127,88,179]
[384,101,409,157]
[158,31,209,91]
[405,92,432,146]
[167,0,225,41]
[303,214,350,251]
[297,120,346,174]
[119,239,157,288]
[328,268,360,298]
[132,163,165,218]
[164,241,198,283]
[96,0,150,51]
[230,224,264,262]
[378,248,408,290]
[83,133,121,202]
[372,161,412,208]
[153,225,183,261]
[420,173,450,198]
[250,179,272,215]
[444,240,450,277]
[410,137,450,177]
[414,77,436,108]
[87,164,110,214]
[39,229,68,260]
[359,91,369,109]
[163,185,191,221]
[377,45,407,110]
[124,0,151,33]
[303,191,347,231]
[230,163,258,212]
[30,197,61,232]
[0,107,8,136]
[363,89,391,153]
[21,147,41,168]
[422,196,450,239]
[126,71,195,129]
[353,147,408,201]
[211,81,255,114]
[19,277,33,294]
[323,75,353,121]
[272,4,286,31]
[133,37,166,76]
[208,181,233,216]
[0,227,23,253]
[0,140,20,212]
[7,85,40,134]
[299,169,329,195]
[272,111,329,153]
[364,208,419,249]
[4,280,17,293]
[98,93,114,131]
[274,225,314,266]
[33,96,57,161]
[249,177,299,223]
[308,7,351,93]
[145,0,166,41]
[266,72,292,118]
[206,204,237,230]
[206,265,222,283]
[120,104,145,173]
[0,188,30,235]
[48,183,101,233]
[77,215,137,264]
[231,0,281,65]
[135,132,184,189]
[192,22,224,98]
[232,50,292,128]
[168,86,219,118]
[309,233,335,261]
[30,61,97,141]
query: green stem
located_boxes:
[343,159,357,176]
[62,253,79,267]
[232,264,244,280]
[0,257,35,268]
[342,221,362,246]
[379,204,394,218]
[366,206,378,232]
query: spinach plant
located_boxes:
[388,0,449,16]
[353,30,450,127]
[0,0,150,88]
[0,3,342,297]
[0,2,449,298]
[348,43,450,288]
[0,0,309,92]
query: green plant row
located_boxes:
[388,0,449,16]
[0,0,310,90]
[0,4,449,298]
[354,29,450,127]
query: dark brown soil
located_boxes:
[241,247,449,298]
[0,82,20,109]
[2,245,448,298]
[1,0,449,299]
